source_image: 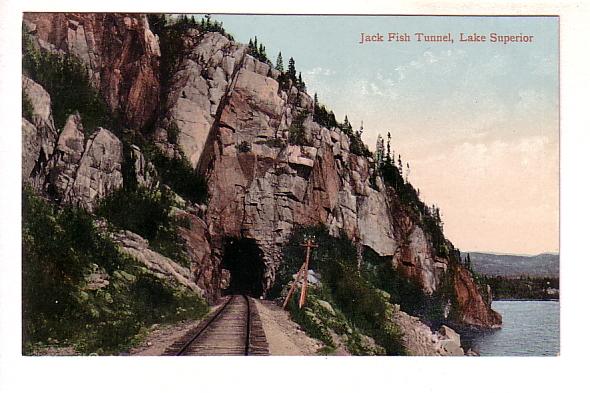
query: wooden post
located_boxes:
[299,253,309,309]
[282,262,305,309]
[282,238,318,310]
[298,239,317,308]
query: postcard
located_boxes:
[2,2,587,393]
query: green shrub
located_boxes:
[380,160,451,258]
[265,137,287,149]
[167,121,181,144]
[96,186,190,267]
[287,293,335,348]
[116,129,208,206]
[97,187,172,241]
[150,151,208,204]
[237,140,251,153]
[288,111,312,146]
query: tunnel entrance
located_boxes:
[221,237,265,297]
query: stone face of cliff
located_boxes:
[22,76,58,185]
[38,113,124,211]
[160,31,500,328]
[155,30,247,168]
[159,33,437,297]
[23,12,161,130]
[453,265,502,328]
[21,14,501,329]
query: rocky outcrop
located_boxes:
[395,224,448,294]
[40,114,124,211]
[173,208,216,301]
[392,306,465,356]
[23,12,160,130]
[453,265,502,328]
[22,76,58,184]
[112,229,203,295]
[129,144,158,189]
[155,31,247,168]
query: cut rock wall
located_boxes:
[23,12,161,130]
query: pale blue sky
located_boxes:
[188,15,559,254]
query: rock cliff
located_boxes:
[22,13,501,330]
[23,12,160,130]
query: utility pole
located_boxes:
[282,236,318,309]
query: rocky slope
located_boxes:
[22,12,500,330]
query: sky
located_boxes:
[198,15,559,255]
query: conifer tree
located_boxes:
[297,72,305,91]
[375,134,384,167]
[276,52,284,73]
[259,44,267,62]
[386,132,392,164]
[287,57,296,81]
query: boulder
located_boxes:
[316,299,335,316]
[112,229,203,295]
[439,325,461,346]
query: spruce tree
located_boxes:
[386,132,391,164]
[375,134,384,167]
[287,57,296,81]
[276,52,284,72]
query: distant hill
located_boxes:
[461,252,559,278]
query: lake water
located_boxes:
[462,300,560,356]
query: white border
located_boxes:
[2,1,589,392]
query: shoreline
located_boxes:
[492,298,559,302]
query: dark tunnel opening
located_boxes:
[221,237,265,298]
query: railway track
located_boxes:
[163,295,269,356]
